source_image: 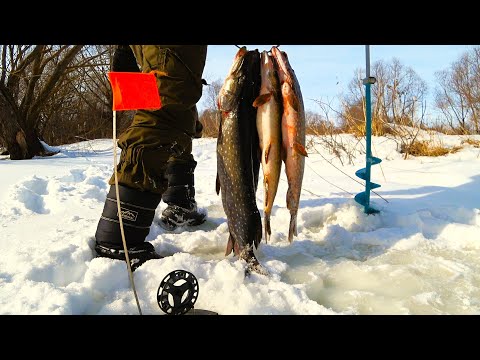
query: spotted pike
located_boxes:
[271,46,308,243]
[216,48,266,275]
[253,51,283,243]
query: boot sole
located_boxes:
[157,217,207,231]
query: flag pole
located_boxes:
[108,71,161,315]
[113,109,143,315]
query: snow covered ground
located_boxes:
[1,133,479,315]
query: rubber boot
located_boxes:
[95,184,162,271]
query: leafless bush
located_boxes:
[308,97,364,165]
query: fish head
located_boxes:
[260,50,275,78]
[258,51,280,99]
[217,47,248,111]
[230,46,248,76]
[271,46,294,87]
[234,46,248,60]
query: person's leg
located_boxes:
[95,45,207,270]
[94,110,185,270]
[159,108,207,230]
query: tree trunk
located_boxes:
[0,45,83,160]
[0,99,44,160]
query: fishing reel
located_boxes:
[157,270,199,315]
[157,270,219,315]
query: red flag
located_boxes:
[108,72,161,111]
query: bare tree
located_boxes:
[386,59,427,126]
[340,58,427,135]
[305,110,326,134]
[435,47,480,134]
[0,45,83,159]
[199,79,223,137]
[41,45,133,145]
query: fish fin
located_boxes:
[253,93,272,108]
[286,93,300,112]
[263,178,269,244]
[264,212,271,244]
[281,145,287,162]
[288,213,297,243]
[216,173,220,195]
[225,234,235,256]
[294,142,308,157]
[234,241,241,256]
[217,116,223,140]
[264,142,271,164]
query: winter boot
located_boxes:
[95,184,163,271]
[159,159,206,231]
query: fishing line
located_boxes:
[279,178,323,198]
[113,110,143,315]
[235,45,281,53]
[268,45,281,55]
[315,151,389,203]
[371,141,387,182]
[305,163,355,196]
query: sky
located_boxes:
[1,131,480,314]
[199,45,475,117]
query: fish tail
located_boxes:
[264,212,271,244]
[241,245,269,277]
[254,214,263,249]
[288,212,297,243]
[225,234,235,256]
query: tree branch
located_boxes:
[27,45,83,125]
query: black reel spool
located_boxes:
[157,270,199,315]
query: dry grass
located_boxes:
[400,140,462,157]
[339,112,397,138]
[461,138,480,148]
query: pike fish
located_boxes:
[271,46,308,243]
[253,51,283,243]
[216,48,267,275]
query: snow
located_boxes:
[1,134,480,315]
